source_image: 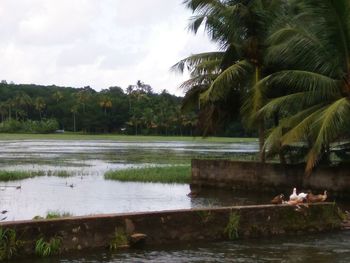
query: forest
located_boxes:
[0,80,246,136]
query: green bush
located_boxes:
[0,119,59,133]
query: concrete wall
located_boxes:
[0,204,342,259]
[191,159,350,197]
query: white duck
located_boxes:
[297,192,308,202]
[289,187,298,201]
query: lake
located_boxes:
[0,138,348,263]
[0,139,260,221]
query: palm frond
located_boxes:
[200,59,252,102]
[305,98,350,174]
[171,52,224,74]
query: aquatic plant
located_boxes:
[0,228,23,260]
[196,210,213,224]
[224,212,240,240]
[109,228,128,250]
[104,165,191,184]
[0,170,45,181]
[35,236,61,257]
[46,170,71,177]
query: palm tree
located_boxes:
[70,105,79,132]
[255,0,350,174]
[0,102,7,122]
[52,91,64,103]
[34,97,46,120]
[175,0,284,162]
[99,97,113,115]
[14,92,32,120]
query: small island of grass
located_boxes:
[104,166,191,184]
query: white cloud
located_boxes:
[0,0,217,95]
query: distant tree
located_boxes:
[15,92,32,120]
[99,96,113,115]
[70,105,79,132]
[34,97,46,120]
[52,91,64,103]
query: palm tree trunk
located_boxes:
[73,113,76,132]
[259,119,266,163]
[8,106,11,120]
[255,65,265,163]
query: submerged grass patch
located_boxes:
[0,171,45,181]
[0,170,74,181]
[104,165,191,184]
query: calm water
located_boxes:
[16,232,350,262]
[1,139,349,262]
[0,139,260,221]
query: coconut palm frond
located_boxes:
[200,59,252,103]
[281,105,327,146]
[171,52,224,74]
[264,70,341,98]
[305,98,350,174]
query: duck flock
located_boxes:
[271,188,328,205]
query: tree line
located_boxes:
[0,80,201,136]
[176,0,350,173]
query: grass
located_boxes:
[0,133,257,143]
[0,228,23,260]
[32,211,73,220]
[35,237,61,257]
[109,228,128,250]
[104,165,191,184]
[0,171,45,181]
[0,170,74,181]
[224,212,240,240]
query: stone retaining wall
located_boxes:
[0,203,343,259]
[191,159,350,197]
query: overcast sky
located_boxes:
[0,0,217,95]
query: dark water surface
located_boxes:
[16,231,350,262]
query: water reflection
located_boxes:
[0,139,260,221]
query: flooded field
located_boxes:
[1,138,349,263]
[0,139,261,221]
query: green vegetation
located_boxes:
[105,166,191,184]
[0,133,256,143]
[224,212,240,240]
[0,80,247,137]
[35,237,61,257]
[33,211,73,220]
[0,170,74,181]
[196,210,214,224]
[109,228,128,250]
[0,171,45,181]
[176,0,350,174]
[45,211,73,219]
[0,119,58,133]
[0,228,22,260]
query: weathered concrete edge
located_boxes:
[0,203,343,259]
[191,159,350,197]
